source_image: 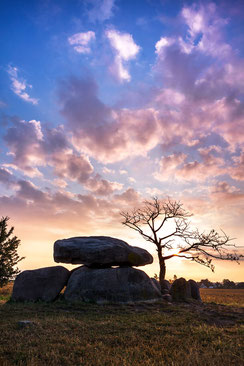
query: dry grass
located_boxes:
[0,282,13,304]
[200,288,244,307]
[0,284,243,366]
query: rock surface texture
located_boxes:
[170,277,192,302]
[188,279,202,301]
[161,279,171,290]
[54,236,153,267]
[12,266,70,302]
[64,266,162,304]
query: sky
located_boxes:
[0,0,244,282]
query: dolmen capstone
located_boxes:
[54,236,161,304]
[54,236,153,267]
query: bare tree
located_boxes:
[121,197,242,288]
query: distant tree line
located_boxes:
[198,278,244,289]
[165,275,244,289]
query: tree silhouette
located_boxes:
[0,216,24,287]
[121,197,242,288]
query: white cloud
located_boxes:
[102,167,115,174]
[29,120,44,140]
[106,29,140,82]
[181,4,231,58]
[119,169,127,175]
[155,4,231,59]
[155,37,173,54]
[68,31,96,54]
[7,66,38,105]
[87,0,115,22]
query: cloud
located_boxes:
[17,180,46,202]
[154,152,187,182]
[52,152,94,184]
[102,167,115,174]
[86,0,116,22]
[52,178,68,189]
[155,37,174,55]
[4,118,45,176]
[7,66,38,105]
[155,146,226,183]
[151,1,244,158]
[114,188,141,204]
[229,151,244,181]
[2,115,127,197]
[106,29,140,82]
[208,97,244,147]
[68,31,95,54]
[119,170,127,175]
[210,181,244,209]
[155,3,231,61]
[0,167,15,187]
[85,174,123,196]
[181,3,231,58]
[58,76,160,163]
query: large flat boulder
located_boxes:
[54,236,153,267]
[64,266,162,304]
[12,266,70,302]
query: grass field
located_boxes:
[200,288,244,307]
[0,284,243,366]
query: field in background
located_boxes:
[200,288,244,307]
[0,284,243,365]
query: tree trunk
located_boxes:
[159,259,166,284]
[158,249,166,287]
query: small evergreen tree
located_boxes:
[0,216,24,287]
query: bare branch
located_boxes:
[120,196,243,283]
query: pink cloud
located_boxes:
[152,3,243,156]
[155,147,226,183]
[113,187,141,205]
[52,152,94,184]
[17,180,47,202]
[3,116,124,196]
[58,76,160,163]
[0,167,15,187]
[85,174,123,196]
[154,152,187,182]
[4,118,45,177]
[210,181,244,211]
[229,151,244,181]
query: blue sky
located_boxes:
[0,0,244,281]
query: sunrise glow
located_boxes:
[0,0,243,282]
